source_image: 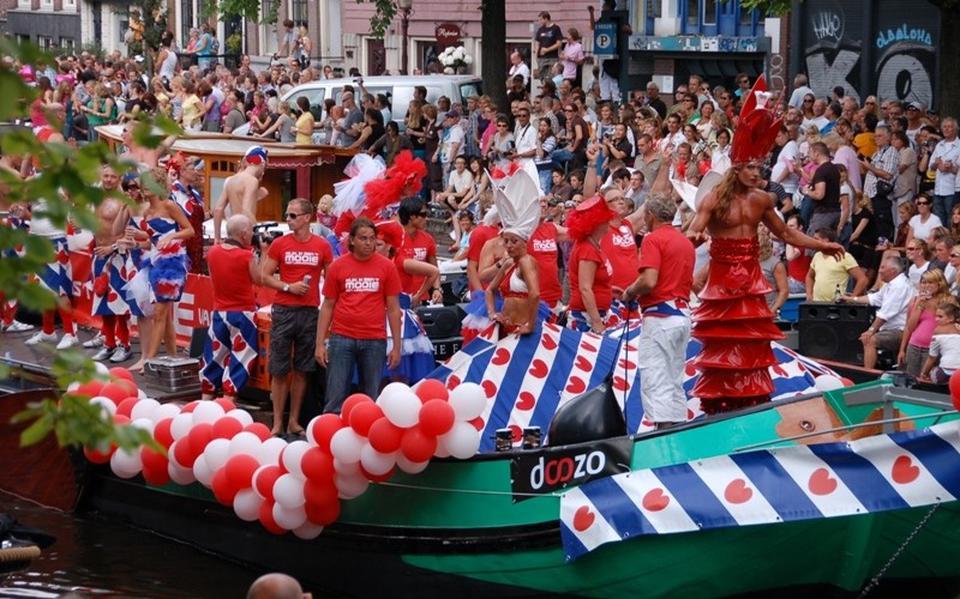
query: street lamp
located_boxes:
[398,0,412,75]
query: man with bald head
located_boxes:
[246,573,310,599]
[200,213,263,400]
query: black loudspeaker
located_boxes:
[797,302,876,361]
[432,337,463,362]
[416,304,466,340]
[189,327,208,358]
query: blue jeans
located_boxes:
[933,193,956,225]
[537,164,553,193]
[323,334,387,414]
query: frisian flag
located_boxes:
[426,321,836,453]
[559,421,960,561]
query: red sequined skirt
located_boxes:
[692,237,784,414]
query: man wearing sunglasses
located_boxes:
[260,198,333,437]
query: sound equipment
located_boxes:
[416,304,466,340]
[189,327,208,358]
[431,337,463,362]
[797,302,876,361]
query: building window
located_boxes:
[40,0,53,9]
[60,37,76,50]
[260,0,278,55]
[64,0,76,8]
[37,36,54,49]
[740,6,755,26]
[686,0,698,27]
[16,0,29,9]
[16,34,31,44]
[291,0,307,27]
[181,0,194,49]
[703,0,717,25]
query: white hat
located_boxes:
[491,167,540,239]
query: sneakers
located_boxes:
[25,331,58,346]
[82,334,105,349]
[3,321,34,333]
[109,346,133,363]
[55,334,79,350]
[91,346,114,361]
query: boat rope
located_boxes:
[733,409,958,453]
[376,480,563,499]
[856,502,941,598]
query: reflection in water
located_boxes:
[1,495,259,598]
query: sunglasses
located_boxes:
[564,109,575,113]
[803,99,814,103]
[284,212,304,219]
[906,246,918,251]
[917,201,930,206]
[416,211,428,217]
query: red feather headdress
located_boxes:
[565,196,615,242]
[362,150,427,219]
[375,219,405,250]
[730,76,782,165]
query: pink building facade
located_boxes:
[340,0,597,76]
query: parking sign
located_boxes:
[594,22,617,56]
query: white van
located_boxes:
[234,75,483,137]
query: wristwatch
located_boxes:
[283,283,290,293]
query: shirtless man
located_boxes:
[213,145,269,244]
[119,121,175,169]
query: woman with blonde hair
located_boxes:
[848,191,880,282]
[82,82,116,141]
[899,268,952,376]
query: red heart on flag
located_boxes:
[94,273,109,296]
[686,408,695,420]
[618,358,636,370]
[612,376,628,391]
[233,336,247,352]
[575,355,593,372]
[685,363,697,376]
[572,505,595,532]
[468,416,484,431]
[528,359,548,379]
[772,364,787,376]
[212,340,221,351]
[808,468,838,495]
[516,391,536,411]
[447,375,461,389]
[724,479,753,504]
[223,379,235,394]
[565,376,586,395]
[107,291,118,302]
[891,455,920,484]
[482,380,498,398]
[57,250,69,264]
[642,488,670,512]
[492,348,511,366]
[508,424,522,441]
[541,334,557,350]
[580,341,597,352]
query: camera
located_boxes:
[252,224,284,249]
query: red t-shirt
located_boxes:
[467,224,499,291]
[568,240,613,312]
[207,244,256,311]
[527,222,562,306]
[398,229,436,298]
[787,249,812,284]
[267,233,332,307]
[323,253,401,339]
[636,224,694,308]
[601,218,640,292]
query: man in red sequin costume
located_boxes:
[687,77,844,414]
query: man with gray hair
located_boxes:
[840,254,912,369]
[621,194,695,429]
[788,73,815,109]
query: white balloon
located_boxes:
[449,383,486,421]
[171,412,194,440]
[379,390,421,428]
[233,489,263,522]
[229,431,262,458]
[191,400,225,425]
[110,448,142,479]
[67,381,81,393]
[272,502,307,530]
[130,398,160,422]
[281,440,311,477]
[90,396,117,416]
[153,403,182,421]
[273,473,306,509]
[93,361,110,376]
[396,454,429,474]
[335,473,369,499]
[292,521,324,540]
[203,438,232,471]
[332,457,360,475]
[137,388,148,400]
[131,418,155,435]
[360,444,396,476]
[258,437,287,466]
[378,381,412,403]
[193,454,214,487]
[168,459,196,485]
[167,439,186,469]
[433,437,451,458]
[439,421,480,460]
[329,428,364,464]
[815,374,844,392]
[225,408,254,427]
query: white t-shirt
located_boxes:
[441,125,465,164]
[908,261,928,288]
[513,122,537,157]
[508,62,530,86]
[801,116,830,132]
[772,140,800,194]
[930,138,960,196]
[908,213,943,242]
[447,169,474,194]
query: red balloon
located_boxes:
[112,378,138,396]
[108,367,135,383]
[367,417,403,454]
[254,465,283,501]
[303,477,338,510]
[115,397,139,419]
[101,382,134,405]
[341,393,373,421]
[83,445,114,464]
[258,500,286,535]
[73,380,105,400]
[349,402,383,437]
[181,400,200,413]
[173,437,198,469]
[225,454,260,490]
[309,414,344,452]
[304,492,341,526]
[113,414,131,425]
[419,399,455,436]
[154,418,175,449]
[359,464,395,483]
[211,417,244,440]
[141,447,171,486]
[244,422,272,442]
[214,397,237,412]
[301,447,334,482]
[950,370,960,411]
[415,379,450,403]
[211,468,239,506]
[187,422,214,455]
[841,377,855,387]
[400,426,437,463]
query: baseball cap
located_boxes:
[908,101,924,111]
[244,145,268,165]
[446,109,461,119]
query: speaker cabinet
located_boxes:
[415,304,466,340]
[797,302,876,361]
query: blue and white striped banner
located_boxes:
[560,422,960,561]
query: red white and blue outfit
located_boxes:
[124,216,189,313]
[387,242,438,384]
[170,180,205,274]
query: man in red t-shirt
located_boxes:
[528,198,568,310]
[316,217,402,414]
[601,191,642,294]
[201,214,263,400]
[622,194,695,429]
[397,198,441,303]
[260,198,333,435]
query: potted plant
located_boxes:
[439,45,472,74]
